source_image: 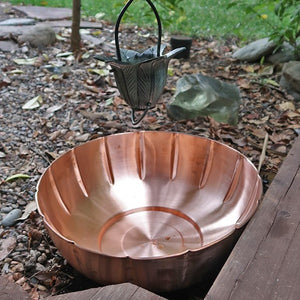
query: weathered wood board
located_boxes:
[205,136,300,300]
[49,282,166,299]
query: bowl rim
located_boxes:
[35,131,262,260]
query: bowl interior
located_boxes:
[36,131,262,259]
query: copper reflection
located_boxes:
[36,131,262,292]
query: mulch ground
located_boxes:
[0,3,299,300]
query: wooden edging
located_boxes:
[205,136,300,300]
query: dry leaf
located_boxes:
[278,102,295,111]
[22,95,43,110]
[18,201,37,220]
[13,57,38,65]
[0,237,16,261]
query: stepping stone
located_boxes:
[0,40,18,52]
[0,276,30,300]
[45,20,103,29]
[13,5,72,21]
[0,25,34,38]
[0,18,35,26]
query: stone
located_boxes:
[0,18,35,26]
[0,275,30,299]
[0,25,33,39]
[233,38,276,62]
[0,40,18,52]
[13,5,72,21]
[280,61,300,101]
[267,42,299,64]
[19,24,56,48]
[1,206,12,213]
[45,20,103,29]
[1,208,22,227]
[167,74,241,125]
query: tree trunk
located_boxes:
[71,0,81,52]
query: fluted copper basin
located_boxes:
[36,131,262,292]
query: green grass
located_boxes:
[9,0,278,41]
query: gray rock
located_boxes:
[280,61,300,101]
[1,206,13,213]
[267,42,299,64]
[0,40,18,52]
[1,208,22,227]
[19,24,56,48]
[167,74,241,125]
[233,38,276,62]
[0,18,35,26]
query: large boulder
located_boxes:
[280,61,300,101]
[167,74,241,125]
[19,24,56,48]
[233,38,276,62]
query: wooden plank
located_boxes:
[49,283,166,299]
[205,136,300,300]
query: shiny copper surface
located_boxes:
[36,131,262,292]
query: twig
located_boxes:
[30,146,51,164]
[258,132,269,173]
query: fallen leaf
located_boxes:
[284,111,300,119]
[75,133,90,142]
[0,237,16,261]
[18,201,37,220]
[105,97,114,106]
[19,145,30,157]
[88,68,109,76]
[56,51,73,58]
[79,110,103,120]
[22,95,43,110]
[247,116,269,125]
[251,128,266,139]
[258,65,274,76]
[5,173,30,182]
[264,78,280,87]
[271,143,287,154]
[48,130,61,141]
[13,57,38,65]
[278,102,295,111]
[242,65,255,73]
[8,69,24,74]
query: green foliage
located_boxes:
[228,0,300,56]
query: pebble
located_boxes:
[17,198,27,205]
[17,235,28,243]
[1,208,22,227]
[37,253,47,264]
[1,206,13,213]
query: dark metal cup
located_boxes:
[96,0,185,124]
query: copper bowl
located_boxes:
[36,131,262,292]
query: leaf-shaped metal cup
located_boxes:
[108,48,184,124]
[96,0,185,125]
